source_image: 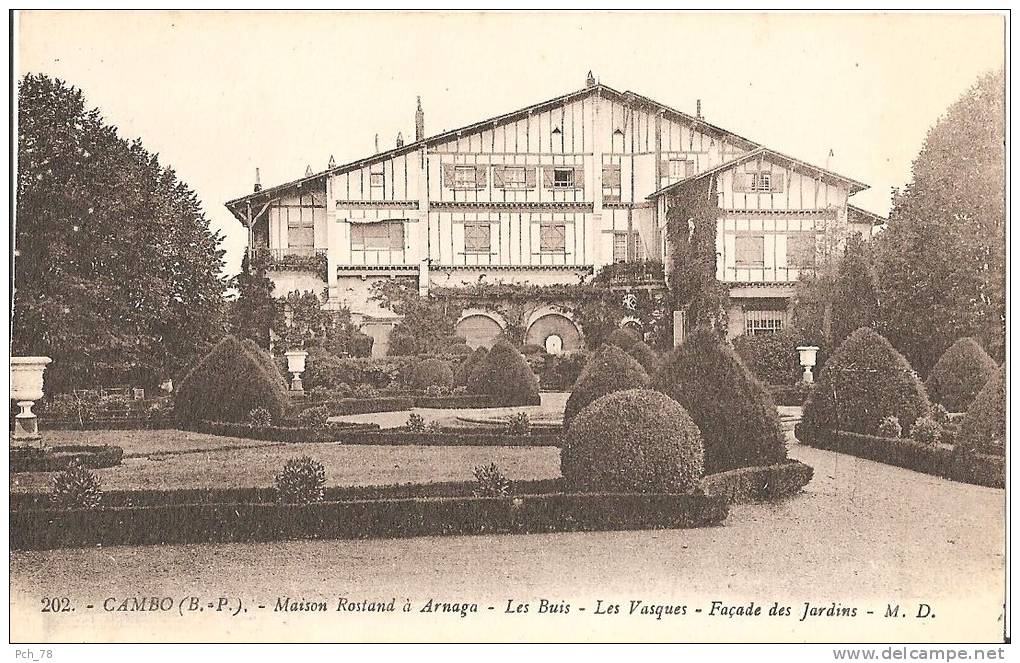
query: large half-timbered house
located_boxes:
[226,73,882,355]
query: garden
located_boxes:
[11,324,816,551]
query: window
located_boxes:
[632,232,645,261]
[787,233,817,268]
[351,221,404,251]
[734,234,765,267]
[745,309,786,336]
[735,171,785,194]
[602,164,621,202]
[287,208,314,250]
[613,232,628,263]
[503,167,527,188]
[668,159,695,179]
[369,172,384,188]
[454,166,476,188]
[539,223,566,253]
[463,223,491,254]
[553,168,575,188]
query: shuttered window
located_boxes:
[539,223,566,252]
[613,232,628,263]
[287,207,314,249]
[787,233,817,267]
[735,170,786,193]
[734,234,765,267]
[543,166,584,189]
[463,223,491,254]
[444,165,487,189]
[493,166,532,189]
[351,221,404,251]
[603,164,621,203]
[666,159,696,178]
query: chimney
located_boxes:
[826,148,835,170]
[696,99,702,119]
[253,167,261,192]
[586,70,596,88]
[374,133,380,153]
[328,155,336,169]
[396,132,404,148]
[415,96,425,142]
[305,164,313,177]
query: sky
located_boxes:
[17,11,1006,278]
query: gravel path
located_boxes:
[10,439,1005,643]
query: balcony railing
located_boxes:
[592,260,666,287]
[251,247,328,281]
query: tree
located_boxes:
[370,278,459,355]
[873,70,1005,375]
[830,234,880,350]
[14,75,227,392]
[229,251,276,349]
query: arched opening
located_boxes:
[525,313,582,354]
[455,314,504,349]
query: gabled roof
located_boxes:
[848,204,887,226]
[226,81,765,220]
[646,146,869,199]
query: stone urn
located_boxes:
[796,346,820,384]
[284,349,309,394]
[10,356,52,442]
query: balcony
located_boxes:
[252,247,328,281]
[592,260,666,289]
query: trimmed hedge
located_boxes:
[700,460,814,504]
[475,340,541,406]
[626,340,661,375]
[313,396,415,415]
[801,327,930,438]
[321,429,561,447]
[413,394,494,409]
[925,338,997,412]
[563,345,649,427]
[191,419,380,442]
[174,336,290,425]
[405,358,455,390]
[11,491,729,550]
[796,427,1003,489]
[606,327,642,351]
[39,416,175,431]
[654,328,788,474]
[957,368,1005,457]
[563,389,704,493]
[10,445,124,472]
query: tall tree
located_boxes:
[14,74,227,392]
[229,251,276,348]
[873,70,1005,375]
[830,234,880,349]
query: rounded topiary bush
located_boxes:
[957,368,1005,456]
[174,336,290,425]
[456,347,489,389]
[801,327,930,438]
[302,347,346,391]
[606,327,642,351]
[653,328,787,474]
[626,340,661,375]
[924,337,997,412]
[563,344,649,428]
[562,389,704,493]
[405,358,455,389]
[475,340,541,406]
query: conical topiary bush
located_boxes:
[174,335,290,425]
[957,367,1005,456]
[475,340,541,407]
[653,328,787,473]
[626,339,661,375]
[925,337,997,412]
[801,327,930,438]
[564,344,649,428]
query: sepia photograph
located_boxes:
[7,9,1009,651]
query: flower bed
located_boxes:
[10,445,124,473]
[191,420,380,443]
[11,490,728,550]
[795,424,1003,489]
[700,460,814,504]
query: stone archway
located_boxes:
[455,310,506,349]
[525,312,582,354]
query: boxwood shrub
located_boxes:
[732,331,802,386]
[800,327,930,438]
[242,338,289,392]
[606,327,642,351]
[924,338,997,412]
[562,388,704,493]
[957,367,1005,457]
[563,344,649,427]
[405,358,455,389]
[456,347,489,389]
[174,336,290,425]
[654,328,788,474]
[626,340,661,375]
[474,340,541,406]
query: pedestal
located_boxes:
[13,401,40,441]
[290,373,304,394]
[802,366,814,384]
